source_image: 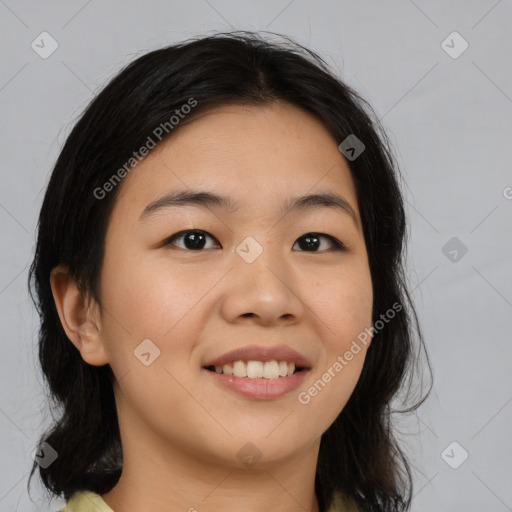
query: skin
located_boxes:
[51,101,373,512]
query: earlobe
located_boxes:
[50,264,109,366]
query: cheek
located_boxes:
[310,261,373,343]
[301,263,372,412]
[100,247,209,336]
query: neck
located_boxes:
[102,436,321,512]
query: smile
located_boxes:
[204,360,304,379]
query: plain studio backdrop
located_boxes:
[0,1,511,510]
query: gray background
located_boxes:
[1,1,511,510]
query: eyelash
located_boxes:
[162,230,346,252]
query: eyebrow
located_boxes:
[139,188,360,229]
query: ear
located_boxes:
[50,264,109,366]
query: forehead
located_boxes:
[110,102,359,222]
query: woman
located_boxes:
[28,31,432,512]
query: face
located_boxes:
[96,101,373,470]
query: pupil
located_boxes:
[300,233,320,251]
[185,231,206,250]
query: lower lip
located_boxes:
[202,368,309,400]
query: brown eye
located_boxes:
[163,230,344,252]
[164,230,220,250]
[293,233,345,252]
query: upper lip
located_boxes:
[203,345,311,369]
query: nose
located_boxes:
[219,241,305,327]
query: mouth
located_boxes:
[203,360,306,379]
[202,362,309,400]
[201,345,311,400]
[202,344,311,378]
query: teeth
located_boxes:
[263,360,279,379]
[247,361,264,378]
[233,360,246,377]
[213,360,299,378]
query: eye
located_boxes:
[293,232,345,252]
[163,230,345,252]
[163,230,220,251]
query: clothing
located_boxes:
[59,491,114,511]
[60,489,359,511]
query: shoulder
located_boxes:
[60,489,360,512]
[59,491,114,512]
